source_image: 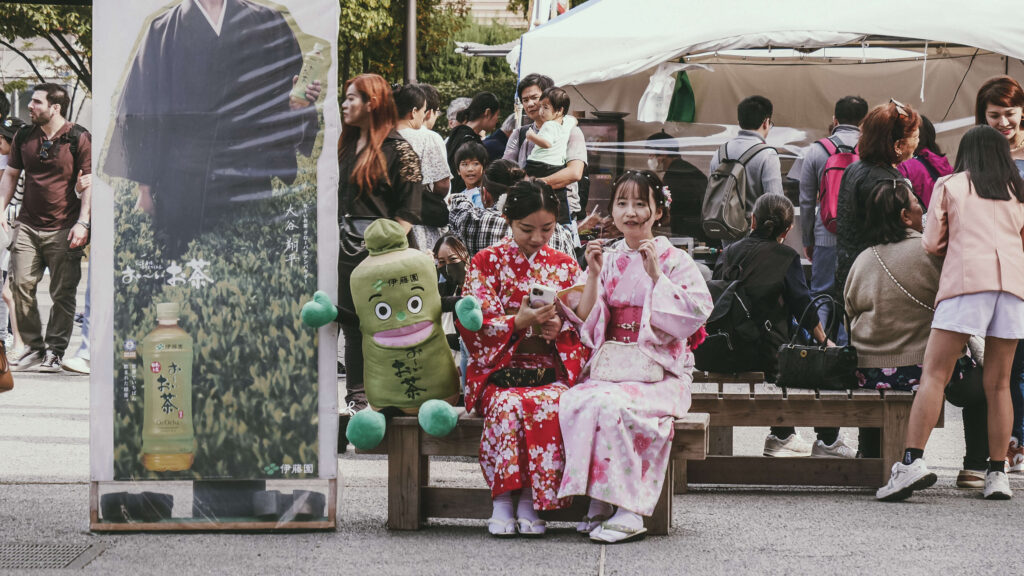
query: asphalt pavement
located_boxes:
[0,265,1016,574]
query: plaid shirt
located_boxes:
[449,192,577,257]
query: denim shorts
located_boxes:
[932,291,1024,339]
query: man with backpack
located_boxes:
[705,96,783,245]
[798,96,868,335]
[0,83,91,372]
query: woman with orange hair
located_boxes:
[834,100,921,304]
[338,73,426,411]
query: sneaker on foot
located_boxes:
[39,351,63,373]
[62,357,90,375]
[956,469,985,489]
[341,391,368,415]
[876,459,937,501]
[11,348,44,371]
[811,437,856,458]
[763,433,812,457]
[1007,437,1024,473]
[984,470,1013,500]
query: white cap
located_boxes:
[156,302,180,320]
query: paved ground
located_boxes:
[0,267,1017,574]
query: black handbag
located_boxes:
[420,189,449,228]
[776,294,858,390]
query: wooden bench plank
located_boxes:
[691,398,889,427]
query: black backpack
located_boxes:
[693,242,789,376]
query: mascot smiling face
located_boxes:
[350,220,459,412]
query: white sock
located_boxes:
[516,487,540,522]
[491,492,514,521]
[607,506,643,531]
[587,498,614,520]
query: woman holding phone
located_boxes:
[457,178,586,537]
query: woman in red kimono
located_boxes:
[458,179,586,537]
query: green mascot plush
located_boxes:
[302,219,459,450]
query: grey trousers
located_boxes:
[10,222,84,356]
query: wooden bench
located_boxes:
[676,372,943,492]
[357,409,709,535]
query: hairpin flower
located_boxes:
[662,186,672,209]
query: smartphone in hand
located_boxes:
[529,284,557,308]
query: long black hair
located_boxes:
[503,178,560,221]
[954,125,1024,202]
[463,92,500,122]
[863,179,915,246]
[750,194,794,240]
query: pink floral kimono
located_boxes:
[458,238,587,510]
[557,236,712,515]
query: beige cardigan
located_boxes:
[924,172,1024,304]
[844,231,943,368]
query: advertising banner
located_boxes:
[90,0,339,508]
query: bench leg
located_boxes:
[708,426,733,456]
[387,425,426,530]
[646,460,673,536]
[881,402,912,485]
[673,460,688,494]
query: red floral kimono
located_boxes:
[458,238,586,510]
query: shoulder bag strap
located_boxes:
[870,246,934,312]
[737,143,772,165]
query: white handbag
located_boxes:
[589,341,664,383]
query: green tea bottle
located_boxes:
[289,42,327,108]
[141,302,195,472]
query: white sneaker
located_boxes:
[984,470,1013,500]
[812,437,856,458]
[876,459,937,501]
[62,357,90,375]
[763,433,812,457]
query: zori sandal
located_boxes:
[487,517,516,538]
[516,517,547,537]
[576,514,611,534]
[589,523,648,544]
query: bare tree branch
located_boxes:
[0,38,46,83]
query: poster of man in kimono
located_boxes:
[90,0,339,497]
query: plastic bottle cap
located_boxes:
[156,302,180,320]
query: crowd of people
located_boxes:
[346,70,1024,539]
[0,85,91,377]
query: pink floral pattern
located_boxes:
[459,237,587,510]
[558,236,713,515]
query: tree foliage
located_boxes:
[0,4,92,92]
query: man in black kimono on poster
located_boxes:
[104,0,322,258]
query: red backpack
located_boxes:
[816,135,857,234]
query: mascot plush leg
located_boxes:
[418,399,459,437]
[346,410,387,451]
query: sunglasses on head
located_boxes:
[889,98,908,119]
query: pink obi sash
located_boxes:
[607,306,643,343]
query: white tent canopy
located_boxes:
[510,0,1024,85]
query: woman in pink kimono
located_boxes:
[558,170,713,543]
